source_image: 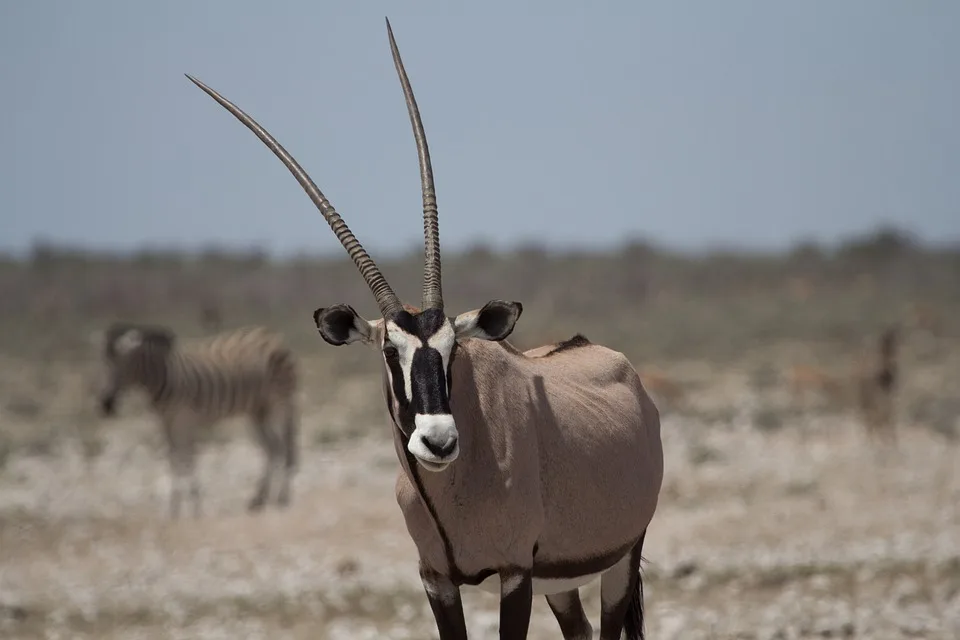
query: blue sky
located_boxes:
[2,1,957,256]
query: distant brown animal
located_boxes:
[92,323,300,518]
[856,326,900,444]
[187,18,663,640]
[788,326,902,443]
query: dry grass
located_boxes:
[1,233,959,638]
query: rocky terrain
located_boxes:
[1,240,958,638]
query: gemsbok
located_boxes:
[187,18,663,639]
[95,323,300,518]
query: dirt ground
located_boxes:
[1,343,958,640]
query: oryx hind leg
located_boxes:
[599,531,647,640]
[545,589,592,640]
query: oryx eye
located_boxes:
[383,344,399,359]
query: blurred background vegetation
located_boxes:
[0,223,955,460]
[3,225,955,362]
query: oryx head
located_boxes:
[188,19,522,472]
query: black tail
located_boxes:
[623,533,647,640]
[623,566,645,640]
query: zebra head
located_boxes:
[94,323,175,417]
[188,19,522,472]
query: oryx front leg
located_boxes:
[499,569,533,640]
[420,569,467,640]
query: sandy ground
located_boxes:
[1,388,958,640]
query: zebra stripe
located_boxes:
[97,323,300,518]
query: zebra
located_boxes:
[93,322,300,518]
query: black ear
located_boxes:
[313,304,371,346]
[476,300,523,341]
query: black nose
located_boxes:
[421,434,457,458]
[99,396,116,417]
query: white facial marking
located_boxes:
[427,321,456,375]
[408,413,459,467]
[115,330,143,355]
[385,321,422,402]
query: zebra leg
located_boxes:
[163,417,197,520]
[189,464,202,519]
[248,407,280,512]
[169,472,183,520]
[545,590,593,640]
[175,435,202,519]
[275,402,299,508]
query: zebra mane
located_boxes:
[104,322,177,353]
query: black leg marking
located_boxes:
[420,569,468,640]
[545,589,593,640]
[599,532,646,640]
[499,569,533,640]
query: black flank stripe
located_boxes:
[403,446,463,583]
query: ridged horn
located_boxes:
[185,74,404,319]
[385,18,443,311]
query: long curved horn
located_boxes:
[385,18,443,311]
[185,75,404,319]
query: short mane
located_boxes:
[542,333,592,357]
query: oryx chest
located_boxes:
[395,467,545,578]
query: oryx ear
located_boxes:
[114,329,143,355]
[313,304,375,346]
[454,300,523,341]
